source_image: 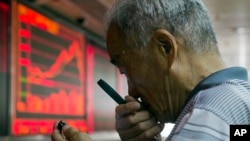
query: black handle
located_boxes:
[97,79,126,104]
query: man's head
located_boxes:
[105,0,223,123]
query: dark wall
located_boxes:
[0,1,10,136]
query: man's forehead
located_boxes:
[106,22,124,38]
[106,23,126,53]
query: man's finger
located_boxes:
[62,125,79,140]
[115,101,141,118]
[125,96,137,102]
[51,122,65,141]
[116,110,152,129]
[118,118,156,138]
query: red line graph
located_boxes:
[20,41,84,80]
[17,40,86,113]
[28,64,79,80]
[23,76,82,90]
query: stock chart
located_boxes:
[12,4,92,135]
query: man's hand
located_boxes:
[116,96,164,141]
[51,122,92,141]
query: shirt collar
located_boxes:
[184,67,249,107]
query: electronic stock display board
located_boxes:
[11,3,93,135]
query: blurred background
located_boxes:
[0,0,249,141]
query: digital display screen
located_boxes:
[11,4,93,135]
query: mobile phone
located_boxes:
[97,79,126,104]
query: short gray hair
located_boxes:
[104,0,219,55]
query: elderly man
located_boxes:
[51,0,250,141]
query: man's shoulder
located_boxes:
[193,79,250,124]
[168,79,250,141]
[194,79,250,105]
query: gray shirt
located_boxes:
[167,67,250,141]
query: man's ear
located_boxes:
[152,29,177,69]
